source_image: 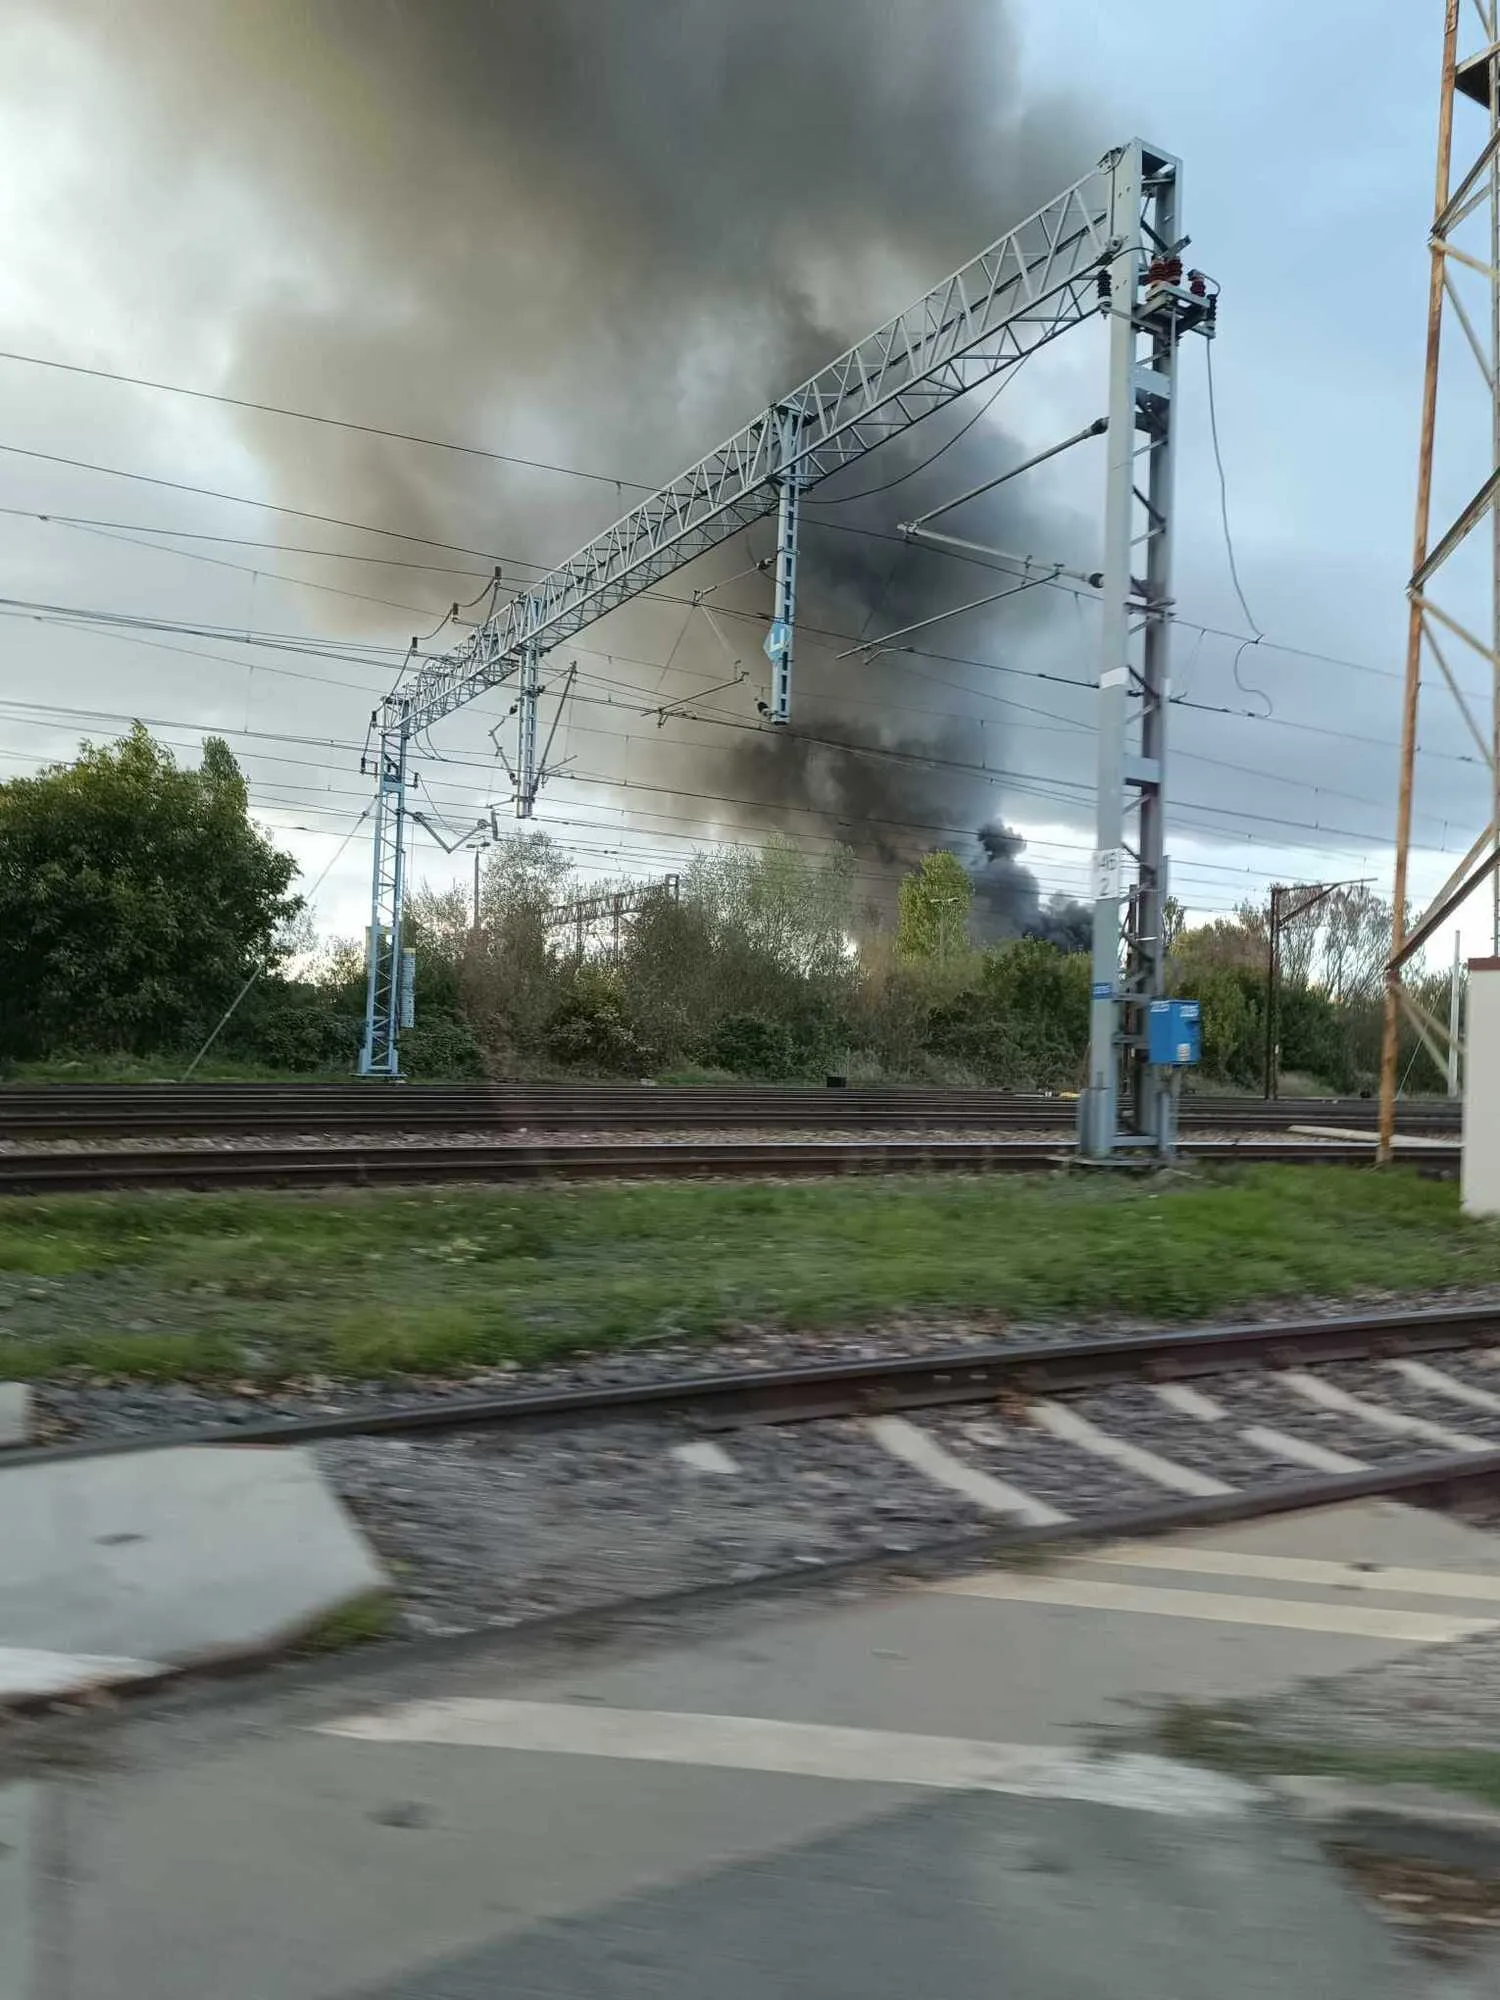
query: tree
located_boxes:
[683,837,855,979]
[0,726,300,1057]
[897,851,974,963]
[1321,886,1392,1003]
[925,939,1090,1089]
[447,831,575,1066]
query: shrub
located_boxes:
[703,1012,799,1079]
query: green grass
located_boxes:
[2,1053,350,1084]
[291,1590,397,1655]
[0,1164,1493,1383]
[1155,1703,1500,1811]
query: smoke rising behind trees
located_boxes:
[33,0,1106,921]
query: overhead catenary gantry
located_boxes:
[357,139,1215,1164]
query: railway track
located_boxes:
[17,1300,1500,1652]
[0,1134,1454,1193]
[0,1081,1461,1139]
[19,1302,1500,1465]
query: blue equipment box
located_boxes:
[1148,999,1201,1067]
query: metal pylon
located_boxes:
[767,404,803,724]
[1380,4,1500,1157]
[357,719,410,1078]
[1079,141,1214,1159]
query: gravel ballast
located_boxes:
[319,1417,991,1636]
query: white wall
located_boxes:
[1462,963,1500,1215]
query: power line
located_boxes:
[0,506,497,577]
[802,517,1405,684]
[0,442,1416,695]
[4,563,1481,835]
[39,516,478,624]
[0,670,1449,880]
[22,548,1467,785]
[1203,338,1264,641]
[0,346,653,492]
[0,593,415,665]
[0,440,510,563]
[802,376,1014,508]
[0,595,1473,861]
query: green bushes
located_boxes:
[703,1012,800,1079]
[925,941,1090,1090]
[0,729,1451,1097]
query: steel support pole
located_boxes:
[768,405,803,726]
[1263,890,1280,1103]
[1380,3,1461,1160]
[1080,142,1192,1161]
[1129,161,1182,1154]
[514,644,540,818]
[357,722,410,1078]
[1080,146,1145,1161]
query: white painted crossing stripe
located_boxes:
[929,1572,1497,1641]
[0,1648,162,1702]
[1031,1400,1233,1497]
[1282,1370,1489,1454]
[1388,1358,1500,1418]
[671,1440,740,1475]
[317,1700,1255,1817]
[1153,1383,1226,1422]
[866,1417,1067,1527]
[1089,1542,1500,1602]
[1238,1425,1367,1476]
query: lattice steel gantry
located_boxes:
[1380,3,1500,1154]
[358,141,1213,1158]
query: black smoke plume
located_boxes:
[41,0,1102,901]
[973,822,1091,950]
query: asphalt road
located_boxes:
[6,1500,1500,1999]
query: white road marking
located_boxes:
[1388,1358,1500,1418]
[866,1417,1067,1527]
[317,1700,1255,1817]
[1238,1425,1367,1475]
[0,1648,162,1702]
[1154,1383,1226,1422]
[1031,1400,1233,1497]
[1088,1542,1500,1602]
[928,1572,1497,1642]
[1281,1370,1489,1454]
[671,1440,740,1476]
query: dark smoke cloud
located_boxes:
[974,822,1091,950]
[48,0,1093,537]
[41,0,1102,903]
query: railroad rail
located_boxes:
[0,1082,1462,1139]
[18,1301,1500,1671]
[0,1135,1455,1194]
[15,1301,1500,1466]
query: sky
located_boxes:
[0,0,1489,966]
